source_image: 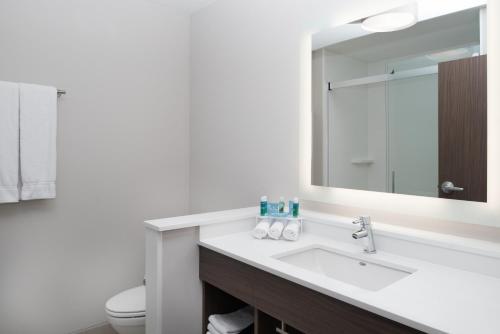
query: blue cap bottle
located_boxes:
[260,196,268,216]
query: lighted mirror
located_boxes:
[311,4,487,202]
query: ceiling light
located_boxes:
[361,3,418,32]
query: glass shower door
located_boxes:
[386,71,439,197]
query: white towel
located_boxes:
[208,306,253,334]
[283,221,300,241]
[19,83,57,200]
[0,81,20,203]
[253,219,271,239]
[208,323,224,334]
[268,221,284,240]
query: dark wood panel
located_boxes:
[199,247,255,305]
[254,310,305,334]
[255,310,282,334]
[253,267,422,334]
[439,55,487,202]
[200,247,424,334]
[285,324,306,334]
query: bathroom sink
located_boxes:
[274,246,415,291]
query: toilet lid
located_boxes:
[106,285,145,317]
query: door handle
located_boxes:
[441,181,464,194]
[391,171,396,193]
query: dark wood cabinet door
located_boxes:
[438,55,487,202]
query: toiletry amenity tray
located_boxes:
[255,216,303,233]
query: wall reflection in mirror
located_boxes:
[311,3,487,202]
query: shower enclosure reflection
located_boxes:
[311,5,487,202]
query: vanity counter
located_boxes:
[199,228,500,334]
[144,207,256,232]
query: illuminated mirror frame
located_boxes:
[299,0,500,227]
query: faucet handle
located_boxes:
[352,216,371,227]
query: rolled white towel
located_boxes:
[208,323,223,334]
[268,221,284,240]
[283,221,300,241]
[208,306,253,334]
[253,219,271,239]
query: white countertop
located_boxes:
[146,207,500,260]
[199,231,500,334]
[144,207,256,231]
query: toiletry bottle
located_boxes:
[278,196,285,213]
[260,196,268,216]
[292,197,299,217]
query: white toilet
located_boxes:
[105,285,145,334]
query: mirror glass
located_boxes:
[311,4,487,202]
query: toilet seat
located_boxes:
[106,309,145,318]
[106,285,145,319]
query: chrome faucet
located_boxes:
[352,216,376,254]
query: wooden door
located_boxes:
[438,55,487,202]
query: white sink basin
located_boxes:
[274,246,415,291]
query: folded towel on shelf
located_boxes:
[208,306,253,334]
[253,219,271,239]
[283,221,300,241]
[268,221,284,240]
[19,83,57,200]
[0,81,20,203]
[208,323,224,334]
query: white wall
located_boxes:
[190,0,307,212]
[0,1,190,333]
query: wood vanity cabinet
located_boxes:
[199,246,424,334]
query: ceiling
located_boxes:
[325,7,480,62]
[147,0,217,14]
[312,0,486,50]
